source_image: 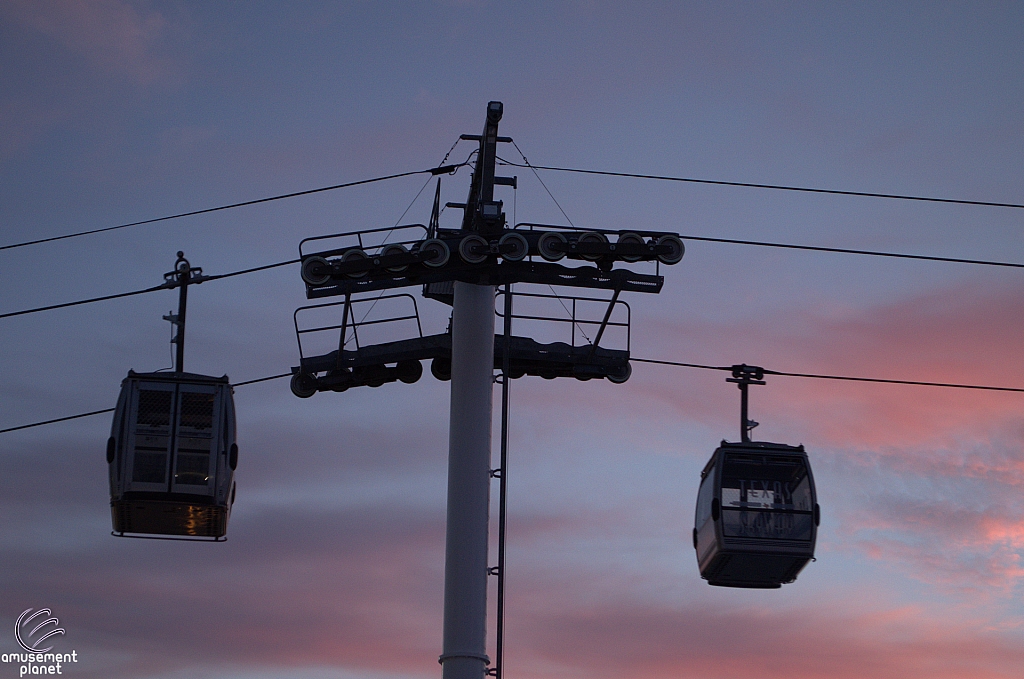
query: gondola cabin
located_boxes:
[107,371,237,539]
[694,441,819,588]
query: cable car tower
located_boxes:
[291,102,684,679]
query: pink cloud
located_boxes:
[844,498,1024,592]
[507,598,1024,679]
[4,0,183,86]
[634,276,1024,445]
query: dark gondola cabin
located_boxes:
[694,441,819,588]
[108,371,237,539]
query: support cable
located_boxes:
[203,258,301,282]
[345,148,478,343]
[0,259,299,321]
[495,160,1024,210]
[6,153,1015,255]
[0,154,465,323]
[233,372,293,387]
[678,234,1024,269]
[0,283,173,320]
[10,229,1024,324]
[345,173,437,345]
[0,372,291,435]
[502,143,593,342]
[437,137,466,168]
[1,163,468,253]
[631,357,1024,393]
[7,360,1024,437]
[504,145,577,228]
[1,408,118,434]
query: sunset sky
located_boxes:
[2,2,1023,678]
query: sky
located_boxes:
[1,1,1023,678]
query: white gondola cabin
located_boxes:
[108,370,237,539]
[693,441,819,588]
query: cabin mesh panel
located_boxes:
[137,390,173,428]
[179,392,215,430]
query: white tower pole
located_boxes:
[440,280,495,679]
[440,100,504,679]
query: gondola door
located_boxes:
[124,381,176,493]
[170,384,221,496]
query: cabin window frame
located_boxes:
[718,452,815,542]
